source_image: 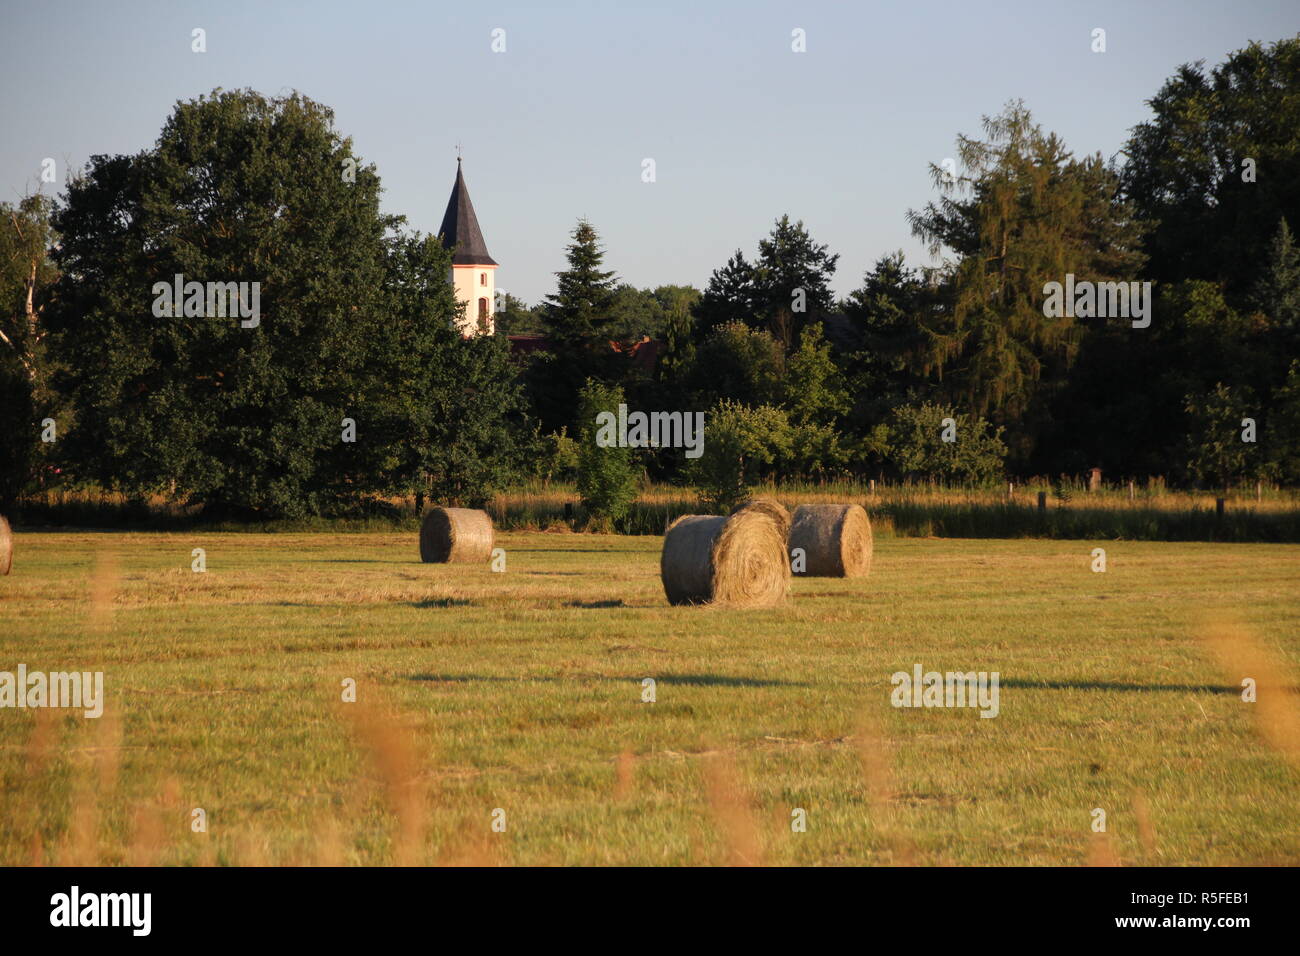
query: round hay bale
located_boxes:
[729,497,791,541]
[660,511,789,607]
[0,515,11,576]
[788,503,872,578]
[419,507,494,564]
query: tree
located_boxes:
[493,292,544,335]
[531,219,624,432]
[657,285,697,384]
[840,252,935,423]
[576,380,639,528]
[1252,218,1300,334]
[681,321,783,410]
[685,401,793,512]
[1184,383,1265,489]
[907,102,1148,466]
[1268,361,1300,483]
[780,322,849,427]
[0,194,59,506]
[543,219,619,349]
[535,427,579,484]
[1120,38,1300,296]
[693,216,839,348]
[887,403,1007,485]
[45,88,517,518]
[377,233,533,509]
[692,251,759,341]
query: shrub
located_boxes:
[576,380,639,528]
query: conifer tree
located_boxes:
[543,219,619,349]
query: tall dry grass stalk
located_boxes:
[1199,614,1300,770]
[59,705,123,866]
[702,751,764,867]
[125,777,177,867]
[853,715,916,865]
[613,750,635,802]
[85,548,120,637]
[20,707,56,865]
[341,689,429,866]
[1087,829,1121,867]
[1132,792,1158,859]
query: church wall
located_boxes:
[451,264,496,336]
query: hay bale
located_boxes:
[0,515,10,576]
[729,497,791,541]
[660,510,789,607]
[788,503,872,577]
[419,507,494,564]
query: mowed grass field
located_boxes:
[1,530,1297,866]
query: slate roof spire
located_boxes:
[438,158,497,266]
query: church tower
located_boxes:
[438,158,497,336]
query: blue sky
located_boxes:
[3,0,1298,304]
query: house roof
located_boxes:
[438,160,497,266]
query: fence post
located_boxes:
[1216,497,1225,518]
[1128,480,1135,501]
[1037,491,1047,513]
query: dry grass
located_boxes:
[0,530,1297,865]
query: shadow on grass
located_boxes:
[408,598,474,608]
[507,548,628,554]
[998,678,1278,695]
[565,599,626,609]
[409,672,808,688]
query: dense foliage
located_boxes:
[8,37,1300,520]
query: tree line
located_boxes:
[2,38,1298,520]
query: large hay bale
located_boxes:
[419,507,494,564]
[729,497,791,541]
[660,510,789,607]
[0,515,11,576]
[788,503,872,577]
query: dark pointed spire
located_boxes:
[438,161,497,266]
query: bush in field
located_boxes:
[686,400,793,512]
[1183,383,1268,489]
[537,427,579,483]
[576,380,639,528]
[887,402,1006,485]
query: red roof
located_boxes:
[507,334,663,372]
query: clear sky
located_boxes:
[3,1,1298,305]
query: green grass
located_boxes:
[1,530,1297,865]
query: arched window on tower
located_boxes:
[480,272,487,286]
[477,297,489,333]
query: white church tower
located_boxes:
[438,158,497,336]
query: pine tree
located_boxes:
[1253,218,1300,332]
[543,219,619,350]
[530,220,623,433]
[693,218,838,349]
